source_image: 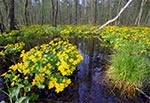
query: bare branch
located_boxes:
[96,0,133,31]
[136,87,150,100]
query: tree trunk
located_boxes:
[51,0,55,26]
[135,0,147,26]
[2,0,9,29]
[74,0,78,24]
[54,0,58,26]
[144,10,150,26]
[69,5,72,24]
[25,0,29,25]
[107,0,112,21]
[10,0,17,30]
[41,0,44,25]
[115,0,122,25]
[58,2,62,24]
[90,0,97,25]
[0,8,5,32]
[94,0,97,25]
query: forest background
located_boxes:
[0,0,150,31]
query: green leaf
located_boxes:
[8,87,20,99]
[0,101,6,103]
[15,97,29,103]
[30,93,39,101]
[38,84,45,89]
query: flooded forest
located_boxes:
[0,0,150,103]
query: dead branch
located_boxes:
[136,87,150,100]
[96,0,132,31]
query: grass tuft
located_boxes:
[106,41,150,96]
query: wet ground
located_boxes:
[0,37,150,103]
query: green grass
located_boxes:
[107,41,150,95]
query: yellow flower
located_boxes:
[58,65,66,76]
[140,49,146,54]
[99,43,105,47]
[45,70,50,75]
[146,40,150,45]
[41,66,47,72]
[66,79,71,85]
[77,55,83,61]
[102,35,107,39]
[48,81,55,89]
[1,72,7,77]
[48,77,57,89]
[24,76,28,80]
[35,51,42,57]
[29,55,36,61]
[12,74,20,81]
[55,83,65,93]
[114,42,119,48]
[56,62,60,66]
[23,68,30,75]
[69,58,74,63]
[32,79,36,86]
[61,61,69,68]
[9,64,18,71]
[72,60,78,65]
[11,81,15,87]
[46,63,52,68]
[0,51,4,55]
[32,74,44,86]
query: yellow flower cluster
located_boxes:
[100,26,150,54]
[1,25,149,47]
[4,42,25,50]
[32,74,45,86]
[48,77,71,93]
[2,38,83,93]
[0,42,25,55]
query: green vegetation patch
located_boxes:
[0,25,150,100]
[1,38,83,102]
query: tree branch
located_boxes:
[96,0,132,31]
[135,87,150,100]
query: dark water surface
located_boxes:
[0,37,150,103]
[70,38,117,103]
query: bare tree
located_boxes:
[25,0,29,25]
[51,0,54,25]
[51,0,58,26]
[54,0,59,26]
[41,0,44,25]
[74,0,78,24]
[10,0,17,30]
[135,0,147,26]
[0,0,150,29]
[90,0,97,25]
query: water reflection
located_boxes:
[70,38,118,103]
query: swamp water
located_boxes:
[0,38,149,103]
